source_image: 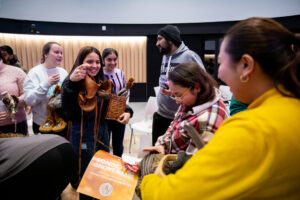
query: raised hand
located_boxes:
[70,64,89,82]
[160,82,173,96]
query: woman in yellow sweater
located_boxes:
[141,17,300,199]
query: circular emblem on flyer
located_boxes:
[99,182,113,197]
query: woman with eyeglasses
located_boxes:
[143,62,228,154]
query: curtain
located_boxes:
[0,33,147,83]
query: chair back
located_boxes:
[144,96,158,119]
[154,86,160,97]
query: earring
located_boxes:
[240,75,249,83]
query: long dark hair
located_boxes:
[168,62,218,105]
[69,46,104,83]
[41,41,61,63]
[225,17,300,99]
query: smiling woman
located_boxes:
[23,41,68,134]
[102,48,133,157]
[60,46,134,200]
[61,46,109,200]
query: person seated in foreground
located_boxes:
[143,62,228,155]
[0,133,78,200]
[140,17,300,200]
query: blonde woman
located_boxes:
[24,42,68,134]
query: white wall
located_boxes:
[0,0,300,24]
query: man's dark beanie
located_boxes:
[157,25,182,47]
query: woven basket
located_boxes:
[105,94,127,121]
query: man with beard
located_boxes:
[0,45,27,73]
[152,25,205,145]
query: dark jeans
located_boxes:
[0,143,78,200]
[106,119,126,157]
[70,120,109,200]
[33,122,40,134]
[152,112,173,146]
[0,120,28,135]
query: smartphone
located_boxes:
[162,82,169,89]
[159,76,169,89]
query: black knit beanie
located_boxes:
[157,25,182,47]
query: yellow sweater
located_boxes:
[141,88,300,200]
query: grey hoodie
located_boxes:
[157,42,205,119]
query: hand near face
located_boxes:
[143,145,165,154]
[70,64,89,82]
[160,81,173,96]
[160,87,172,96]
[117,112,130,124]
[46,74,60,86]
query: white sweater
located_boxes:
[24,64,68,125]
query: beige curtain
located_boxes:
[0,33,147,83]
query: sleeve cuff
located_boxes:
[40,80,51,91]
[125,104,134,118]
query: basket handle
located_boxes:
[155,154,177,177]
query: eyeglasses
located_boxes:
[170,87,191,101]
